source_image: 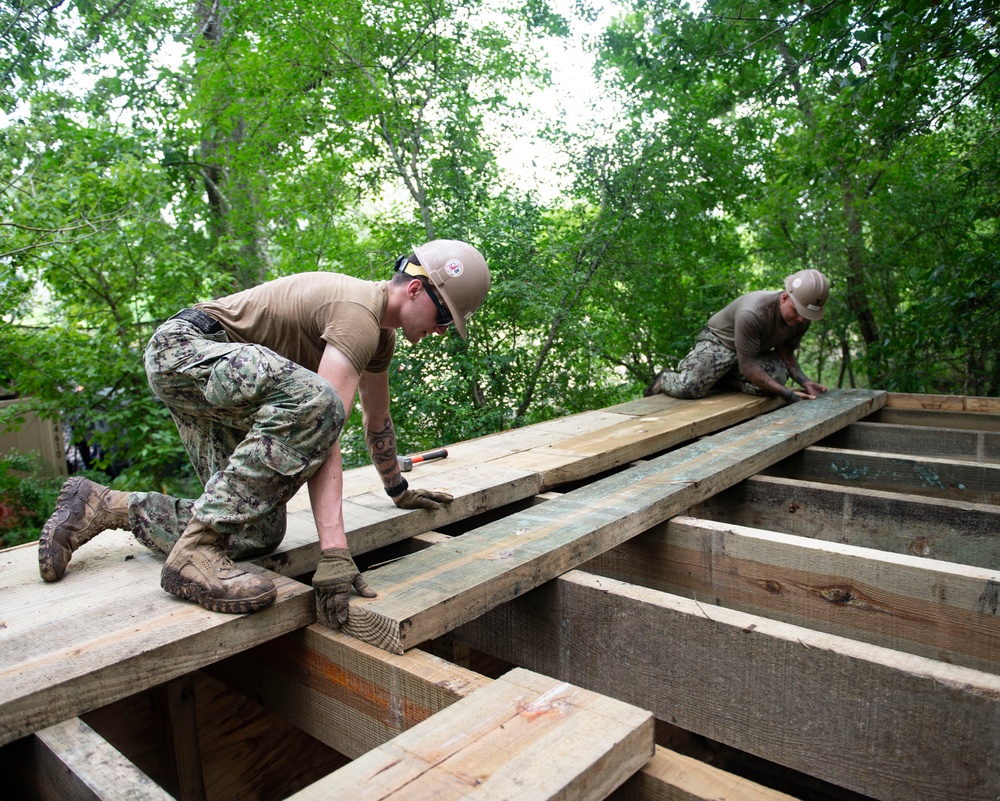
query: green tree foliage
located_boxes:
[596,0,1000,392]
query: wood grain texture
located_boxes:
[285,668,655,801]
[821,420,1000,463]
[885,392,1000,413]
[766,445,1000,504]
[0,533,315,748]
[14,718,172,801]
[583,515,1000,672]
[690,474,1000,568]
[493,393,782,488]
[456,570,1000,801]
[344,390,885,652]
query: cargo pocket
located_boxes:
[203,345,292,409]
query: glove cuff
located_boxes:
[385,477,409,497]
[321,547,352,560]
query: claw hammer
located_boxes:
[397,448,448,472]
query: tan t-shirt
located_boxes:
[707,290,809,358]
[196,273,395,376]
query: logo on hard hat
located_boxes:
[445,259,464,277]
[792,278,803,289]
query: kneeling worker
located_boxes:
[646,269,829,403]
[37,240,491,628]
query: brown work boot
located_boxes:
[160,519,276,614]
[38,476,131,582]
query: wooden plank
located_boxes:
[4,717,173,801]
[207,628,794,801]
[343,389,885,653]
[609,747,800,801]
[886,392,1000,413]
[821,421,1000,463]
[689,475,1000,568]
[583,516,1000,673]
[0,533,315,748]
[492,393,782,489]
[258,464,543,577]
[868,406,1000,431]
[765,445,1000,504]
[206,625,492,760]
[285,667,655,801]
[456,570,1000,801]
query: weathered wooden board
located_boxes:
[343,390,885,653]
[493,393,782,488]
[0,534,314,748]
[206,625,492,760]
[583,515,1000,673]
[885,392,1000,414]
[868,406,1000,431]
[821,421,1000,463]
[765,445,1000,504]
[689,475,1000,568]
[5,718,172,801]
[456,570,1000,801]
[259,463,543,577]
[285,667,655,801]
[609,747,801,801]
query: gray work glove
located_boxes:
[393,487,454,510]
[312,548,377,628]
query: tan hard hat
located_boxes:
[784,269,830,320]
[412,240,491,339]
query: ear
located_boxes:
[406,278,424,301]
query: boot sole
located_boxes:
[38,476,90,582]
[161,567,277,614]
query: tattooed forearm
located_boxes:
[365,417,399,480]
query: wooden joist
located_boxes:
[690,474,1000,568]
[284,667,655,801]
[209,626,799,801]
[583,515,1000,673]
[766,445,1000,504]
[820,421,1000,462]
[455,569,1000,801]
[6,718,172,801]
[343,389,885,653]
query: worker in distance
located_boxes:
[37,240,490,628]
[645,269,830,403]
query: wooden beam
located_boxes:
[689,475,1000,568]
[821,421,1000,463]
[886,392,1000,414]
[342,389,885,653]
[609,747,800,801]
[3,717,173,801]
[492,393,782,489]
[258,464,543,577]
[208,626,796,801]
[206,625,492,760]
[455,570,1000,801]
[765,445,1000,504]
[582,516,1000,673]
[0,534,315,748]
[284,668,655,801]
[868,407,1000,431]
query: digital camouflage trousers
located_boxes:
[657,328,789,399]
[127,317,345,559]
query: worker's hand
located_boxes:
[393,487,454,510]
[312,547,377,628]
[802,381,827,396]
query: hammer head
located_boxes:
[397,456,413,472]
